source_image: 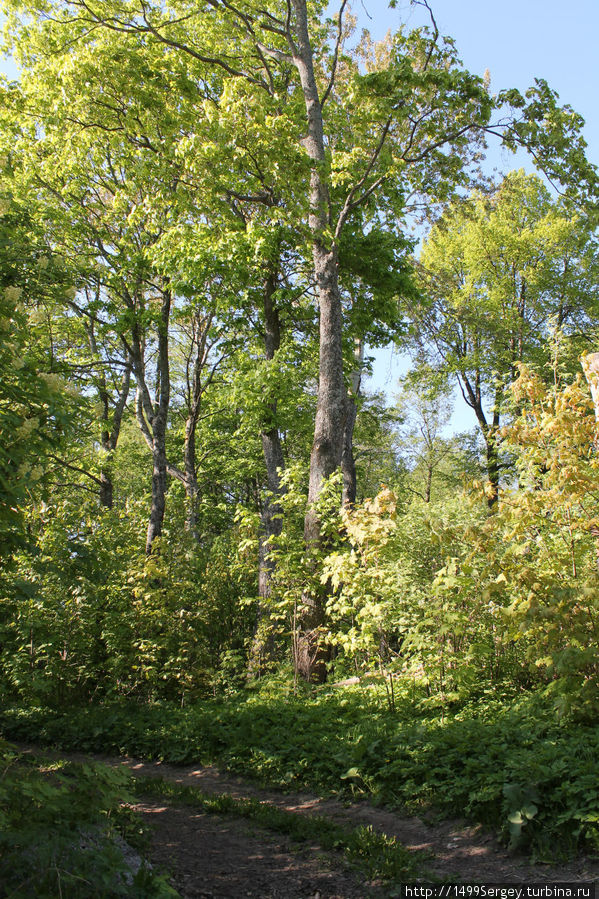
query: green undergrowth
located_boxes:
[0,742,177,898]
[2,686,599,861]
[134,774,422,885]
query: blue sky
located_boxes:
[363,0,599,429]
[363,0,598,164]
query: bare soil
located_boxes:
[17,745,599,897]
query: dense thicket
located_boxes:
[1,3,599,874]
[0,0,598,700]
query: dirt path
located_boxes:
[17,744,599,896]
[135,799,383,898]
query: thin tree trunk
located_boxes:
[249,270,286,676]
[424,461,433,504]
[461,373,501,509]
[182,312,214,539]
[485,387,502,509]
[341,339,364,507]
[184,416,199,537]
[144,289,172,554]
[85,318,131,509]
[292,0,347,682]
[485,430,500,509]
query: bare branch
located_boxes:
[256,41,293,65]
[412,0,439,71]
[48,454,103,487]
[321,0,349,107]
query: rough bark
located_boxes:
[99,470,114,509]
[291,0,347,682]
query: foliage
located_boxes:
[0,0,598,876]
[0,174,75,553]
[239,465,347,672]
[413,170,599,499]
[0,498,256,705]
[0,740,175,897]
[470,358,599,718]
[320,484,501,704]
[2,688,599,860]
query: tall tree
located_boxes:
[413,170,599,505]
[6,0,494,677]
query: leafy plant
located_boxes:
[0,740,176,897]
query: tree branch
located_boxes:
[321,0,349,107]
[335,117,392,237]
[48,454,102,487]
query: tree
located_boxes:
[395,375,454,504]
[0,136,74,552]
[15,0,597,679]
[413,170,599,506]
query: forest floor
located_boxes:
[18,744,599,898]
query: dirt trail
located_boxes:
[17,744,599,897]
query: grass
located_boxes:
[1,684,599,860]
[133,773,424,885]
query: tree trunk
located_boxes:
[184,414,199,538]
[291,0,347,682]
[249,270,286,676]
[461,373,501,509]
[424,461,433,504]
[145,289,172,554]
[182,312,213,539]
[485,386,502,509]
[85,313,131,509]
[146,400,168,553]
[341,340,364,507]
[485,430,500,509]
[341,395,358,507]
[99,471,114,509]
[99,364,131,509]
